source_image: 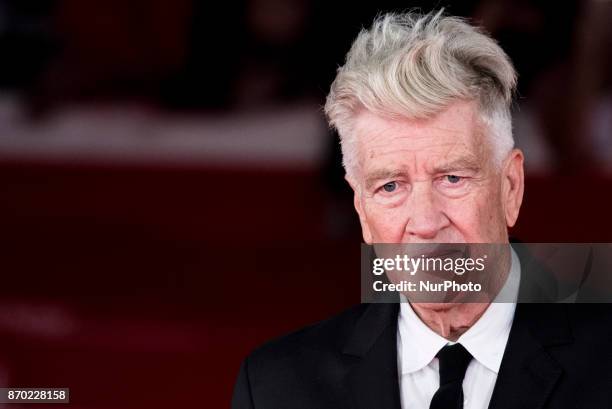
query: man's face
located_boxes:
[349,100,524,245]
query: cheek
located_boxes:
[364,204,407,242]
[445,203,484,240]
[445,192,504,241]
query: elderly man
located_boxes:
[232,11,612,409]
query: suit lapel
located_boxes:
[343,303,402,409]
[488,304,573,409]
[340,249,574,409]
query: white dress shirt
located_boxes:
[397,248,521,409]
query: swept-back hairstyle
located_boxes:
[324,10,517,178]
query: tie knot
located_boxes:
[436,343,473,385]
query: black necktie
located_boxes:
[429,343,473,409]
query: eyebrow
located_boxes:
[431,156,481,174]
[363,156,481,190]
[364,170,409,190]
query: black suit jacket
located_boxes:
[233,243,612,408]
[232,302,612,408]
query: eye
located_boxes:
[382,181,397,192]
[446,175,461,184]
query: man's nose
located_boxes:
[404,181,449,240]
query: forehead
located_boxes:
[352,100,487,173]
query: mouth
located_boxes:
[417,244,469,259]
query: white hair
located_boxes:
[324,10,517,178]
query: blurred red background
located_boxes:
[0,0,611,407]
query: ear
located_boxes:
[502,149,525,228]
[346,175,373,244]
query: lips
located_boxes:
[413,244,470,281]
[408,243,469,259]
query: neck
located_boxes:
[410,302,490,341]
[407,244,513,341]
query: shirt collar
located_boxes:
[398,247,521,375]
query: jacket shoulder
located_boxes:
[233,304,374,408]
[246,304,368,366]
